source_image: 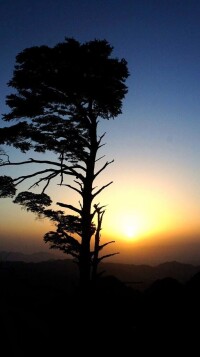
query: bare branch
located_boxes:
[32,159,85,180]
[91,203,107,218]
[98,240,116,250]
[98,252,119,262]
[78,200,83,209]
[1,157,86,175]
[1,158,63,168]
[94,159,114,178]
[95,155,105,163]
[90,240,116,254]
[60,151,65,185]
[74,180,83,190]
[28,172,58,192]
[61,184,82,195]
[14,169,58,185]
[97,132,106,145]
[58,177,83,194]
[42,176,55,193]
[62,167,85,182]
[98,143,106,149]
[69,163,86,172]
[92,181,113,198]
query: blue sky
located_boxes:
[1,0,200,264]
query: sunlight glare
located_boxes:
[121,216,142,240]
[124,225,137,239]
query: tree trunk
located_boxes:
[79,238,91,289]
[92,208,104,283]
[79,115,98,289]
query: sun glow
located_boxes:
[124,225,138,239]
[120,216,144,240]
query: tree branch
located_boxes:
[28,172,59,192]
[62,167,85,182]
[98,252,119,262]
[74,180,83,190]
[0,158,63,168]
[56,202,81,214]
[92,181,113,198]
[95,155,105,163]
[14,169,59,185]
[0,157,86,176]
[69,163,86,172]
[91,203,107,219]
[98,240,116,250]
[60,183,82,195]
[97,132,106,145]
[94,159,114,178]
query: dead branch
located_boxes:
[92,181,113,198]
[94,159,114,178]
[98,252,119,262]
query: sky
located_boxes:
[1,0,200,265]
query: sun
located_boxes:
[124,225,138,239]
[120,215,143,240]
[104,212,150,242]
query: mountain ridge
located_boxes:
[1,250,200,290]
[0,250,63,263]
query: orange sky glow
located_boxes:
[1,154,200,265]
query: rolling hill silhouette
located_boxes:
[1,252,200,353]
[1,250,200,290]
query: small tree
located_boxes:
[0,38,129,288]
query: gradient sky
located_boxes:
[1,0,200,264]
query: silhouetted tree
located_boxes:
[0,38,129,288]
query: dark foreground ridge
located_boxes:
[1,257,200,354]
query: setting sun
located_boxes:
[119,215,144,241]
[124,225,138,239]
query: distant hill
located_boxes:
[0,250,64,263]
[1,252,200,354]
[101,260,200,290]
[1,251,200,290]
